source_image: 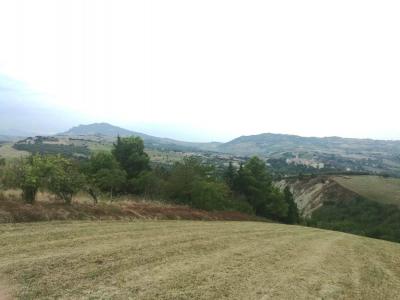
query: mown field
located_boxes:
[1,221,400,299]
[334,175,400,206]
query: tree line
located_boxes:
[0,136,300,224]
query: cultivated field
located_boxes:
[1,221,400,299]
[334,175,400,206]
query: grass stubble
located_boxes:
[0,220,399,299]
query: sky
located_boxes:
[0,0,399,142]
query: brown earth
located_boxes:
[0,193,263,223]
[276,176,358,217]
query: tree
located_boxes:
[93,168,127,200]
[112,136,150,180]
[191,180,230,211]
[223,161,236,189]
[83,151,127,202]
[129,169,166,199]
[2,156,49,204]
[45,156,85,204]
[165,156,208,204]
[283,187,300,224]
[232,156,288,220]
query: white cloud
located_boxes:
[0,0,399,141]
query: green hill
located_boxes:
[277,175,400,242]
[333,175,400,207]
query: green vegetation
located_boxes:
[334,175,400,207]
[280,174,400,242]
[232,157,290,221]
[13,142,90,157]
[310,196,400,243]
[2,156,48,203]
[283,186,300,224]
[82,151,127,202]
[2,155,84,204]
[1,221,399,299]
[1,136,299,223]
[44,156,85,204]
[112,136,150,179]
[165,157,253,214]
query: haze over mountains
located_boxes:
[3,121,400,176]
[58,122,400,154]
[54,123,400,176]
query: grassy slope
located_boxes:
[1,221,400,299]
[333,175,400,206]
[0,143,29,159]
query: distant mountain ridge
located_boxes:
[59,123,400,156]
[219,132,400,156]
[5,122,400,176]
[60,123,151,139]
[59,123,221,152]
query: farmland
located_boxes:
[1,220,400,299]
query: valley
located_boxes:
[2,123,400,176]
[277,175,400,242]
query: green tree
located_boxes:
[165,156,209,204]
[83,151,127,202]
[3,155,49,204]
[94,168,127,200]
[45,156,85,204]
[191,180,230,211]
[112,136,150,179]
[233,156,288,220]
[223,161,236,189]
[129,167,167,199]
[283,187,300,224]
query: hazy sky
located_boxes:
[0,0,399,142]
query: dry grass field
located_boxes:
[1,220,400,299]
[0,144,29,160]
[334,175,400,206]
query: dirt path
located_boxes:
[0,221,399,299]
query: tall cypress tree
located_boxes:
[284,186,300,224]
[224,161,236,189]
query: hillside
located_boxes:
[277,175,400,242]
[275,176,357,217]
[220,133,400,155]
[4,123,400,176]
[277,175,400,216]
[333,175,400,207]
[59,123,220,152]
[61,123,146,138]
[0,220,399,299]
[219,133,400,176]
